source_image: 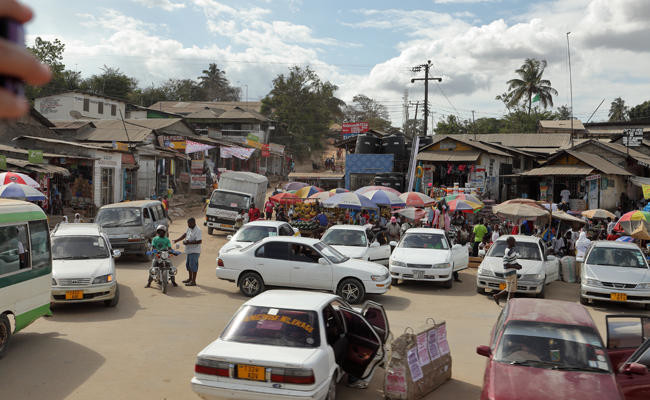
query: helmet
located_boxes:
[156,225,167,232]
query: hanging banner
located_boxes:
[0,155,6,170]
[342,122,369,139]
[28,150,43,164]
[191,159,204,173]
[185,140,215,154]
[220,146,255,160]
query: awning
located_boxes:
[26,164,70,177]
[521,165,594,176]
[121,153,137,169]
[630,176,650,187]
[416,151,480,162]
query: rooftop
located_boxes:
[52,223,103,237]
[245,290,338,311]
[506,298,596,328]
[539,119,585,131]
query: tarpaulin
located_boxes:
[220,146,255,160]
[185,140,215,154]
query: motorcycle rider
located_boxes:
[146,225,178,288]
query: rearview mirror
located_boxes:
[370,241,380,248]
[623,362,648,375]
[476,345,491,358]
[318,257,329,265]
[389,241,397,247]
[226,235,233,240]
[112,249,121,258]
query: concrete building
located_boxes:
[35,91,127,121]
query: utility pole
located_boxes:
[567,32,574,147]
[411,60,442,138]
[402,89,409,133]
[408,101,420,138]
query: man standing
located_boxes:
[472,219,488,257]
[174,217,202,286]
[606,218,616,236]
[249,203,261,222]
[387,217,401,242]
[493,236,522,305]
[264,199,274,220]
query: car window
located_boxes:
[279,225,294,236]
[52,236,110,260]
[630,340,650,368]
[156,205,165,220]
[255,242,289,260]
[586,247,648,268]
[399,233,448,249]
[96,208,142,227]
[234,226,277,242]
[0,223,30,275]
[314,242,348,264]
[289,244,320,263]
[489,241,541,261]
[321,229,367,247]
[149,207,159,221]
[143,208,151,220]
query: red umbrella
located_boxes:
[270,192,302,205]
[0,172,40,188]
[399,192,435,207]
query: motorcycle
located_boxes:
[146,249,180,294]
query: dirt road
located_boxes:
[0,208,636,399]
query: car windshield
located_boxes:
[52,236,110,260]
[321,229,367,247]
[210,191,250,211]
[233,226,277,242]
[221,305,320,348]
[586,247,648,268]
[314,241,349,263]
[96,208,142,227]
[489,241,541,261]
[399,233,449,250]
[494,321,611,373]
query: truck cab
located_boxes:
[205,189,252,233]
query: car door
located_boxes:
[617,338,650,400]
[606,315,650,400]
[253,241,292,285]
[361,301,390,344]
[142,207,155,238]
[338,306,384,380]
[366,230,391,265]
[289,243,332,290]
[537,240,553,282]
[447,234,467,271]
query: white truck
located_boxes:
[205,171,268,234]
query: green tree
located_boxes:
[80,65,138,99]
[554,105,572,120]
[261,66,343,158]
[629,100,650,120]
[473,117,504,134]
[501,110,554,133]
[434,115,468,135]
[197,63,240,101]
[25,37,81,100]
[609,97,629,121]
[506,58,558,114]
[404,118,424,137]
[343,94,392,131]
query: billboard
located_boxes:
[342,122,369,139]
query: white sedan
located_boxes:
[389,228,468,288]
[320,225,391,266]
[216,237,391,304]
[191,290,390,400]
[219,221,299,256]
[580,241,650,308]
[476,235,559,298]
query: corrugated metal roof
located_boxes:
[417,151,480,162]
[521,165,594,176]
[565,150,632,175]
[539,120,585,130]
[79,120,152,142]
[288,172,344,179]
[14,135,109,150]
[452,133,572,148]
[149,101,263,114]
[0,143,95,159]
[424,135,510,156]
[51,120,96,130]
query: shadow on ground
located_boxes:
[49,284,142,322]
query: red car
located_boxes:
[476,298,650,400]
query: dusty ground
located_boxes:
[0,208,642,400]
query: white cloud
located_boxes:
[132,0,186,11]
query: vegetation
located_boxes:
[505,58,558,114]
[343,94,392,132]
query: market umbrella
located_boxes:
[294,185,323,199]
[399,192,435,207]
[270,192,302,205]
[446,198,483,213]
[552,210,586,225]
[493,202,550,221]
[613,210,650,237]
[355,185,401,196]
[581,209,616,220]
[329,188,349,194]
[284,181,308,191]
[393,207,426,221]
[323,192,378,210]
[0,172,40,188]
[616,236,634,242]
[443,193,482,205]
[308,191,335,201]
[0,183,46,201]
[360,190,405,208]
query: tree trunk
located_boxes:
[527,92,532,115]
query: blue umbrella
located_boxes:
[323,192,378,210]
[0,182,46,201]
[616,236,634,242]
[360,189,405,208]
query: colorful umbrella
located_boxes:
[392,207,426,221]
[446,198,483,213]
[294,185,323,199]
[0,183,46,201]
[308,191,335,201]
[270,192,302,205]
[329,188,349,194]
[399,192,435,207]
[0,172,40,188]
[284,181,308,191]
[444,193,482,205]
[355,186,401,196]
[493,202,550,221]
[360,190,405,208]
[616,236,634,242]
[323,192,378,210]
[613,210,650,237]
[581,209,616,220]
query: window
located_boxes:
[143,208,151,220]
[255,242,289,260]
[279,225,294,236]
[156,205,165,220]
[322,229,367,247]
[29,220,50,270]
[234,225,277,242]
[111,104,116,116]
[100,168,114,206]
[150,207,160,221]
[96,208,141,227]
[489,241,541,261]
[289,244,320,263]
[52,236,109,260]
[83,98,89,111]
[0,224,30,275]
[98,102,104,114]
[512,157,521,170]
[399,233,449,250]
[586,247,648,268]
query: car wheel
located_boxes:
[239,272,265,297]
[536,282,545,298]
[326,374,337,400]
[443,275,453,289]
[476,286,486,295]
[0,314,11,359]
[391,278,399,286]
[207,227,214,235]
[580,296,589,306]
[104,285,120,307]
[337,278,365,304]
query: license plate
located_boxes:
[499,283,507,290]
[65,290,83,300]
[220,224,233,229]
[414,270,424,279]
[237,364,265,381]
[610,293,627,302]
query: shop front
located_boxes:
[94,152,122,208]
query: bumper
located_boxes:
[364,277,391,294]
[581,285,650,304]
[389,265,451,282]
[206,221,236,232]
[191,377,329,400]
[108,239,147,254]
[476,275,543,294]
[51,282,118,303]
[216,267,239,283]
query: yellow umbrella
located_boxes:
[294,185,323,198]
[581,209,616,220]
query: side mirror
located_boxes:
[226,235,233,240]
[476,345,492,358]
[389,241,398,247]
[547,255,556,261]
[370,241,380,248]
[623,362,648,375]
[112,249,121,258]
[318,257,329,265]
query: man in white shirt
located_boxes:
[606,218,616,235]
[174,217,202,286]
[560,188,570,204]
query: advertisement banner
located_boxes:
[342,122,369,139]
[112,141,129,152]
[643,185,650,199]
[179,172,190,184]
[28,150,43,164]
[190,174,206,189]
[191,159,204,173]
[261,144,270,158]
[185,140,214,154]
[220,146,255,160]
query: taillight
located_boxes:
[195,358,230,377]
[270,368,315,385]
[217,258,224,267]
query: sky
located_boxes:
[23,0,650,129]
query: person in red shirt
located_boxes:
[249,203,261,222]
[264,199,274,220]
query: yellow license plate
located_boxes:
[237,364,265,381]
[220,224,232,228]
[610,293,627,302]
[65,290,83,300]
[499,283,507,290]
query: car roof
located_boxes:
[243,220,289,227]
[495,235,540,243]
[506,298,597,328]
[260,236,321,245]
[590,240,641,250]
[404,228,446,235]
[326,225,367,231]
[245,290,338,310]
[98,200,161,209]
[52,223,103,236]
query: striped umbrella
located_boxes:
[270,192,302,205]
[393,207,426,221]
[284,181,308,191]
[0,182,46,201]
[446,198,483,213]
[294,185,323,199]
[308,191,335,201]
[329,188,349,194]
[399,192,435,207]
[0,172,40,188]
[613,210,650,236]
[355,185,401,195]
[360,190,405,208]
[323,192,378,210]
[444,193,482,205]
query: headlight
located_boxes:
[391,260,406,267]
[636,283,650,289]
[522,273,544,281]
[161,251,169,260]
[371,272,389,281]
[52,278,57,286]
[432,263,450,269]
[478,268,494,277]
[585,278,600,287]
[128,233,143,240]
[92,274,113,284]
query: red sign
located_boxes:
[342,122,369,134]
[261,144,270,158]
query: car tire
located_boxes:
[391,278,399,286]
[104,285,119,307]
[0,314,11,359]
[326,374,337,400]
[476,286,486,295]
[239,272,265,297]
[337,278,365,304]
[207,227,214,235]
[443,275,453,289]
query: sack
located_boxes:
[384,319,452,400]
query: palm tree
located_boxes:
[608,97,628,121]
[506,58,558,114]
[198,63,239,101]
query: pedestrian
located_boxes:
[554,232,565,256]
[606,218,616,236]
[276,207,288,222]
[73,213,82,223]
[313,209,328,236]
[564,231,575,256]
[472,219,488,257]
[162,195,173,223]
[249,203,261,222]
[387,216,401,242]
[493,236,522,306]
[234,209,246,231]
[264,199,274,220]
[400,219,411,236]
[615,205,622,219]
[491,224,500,243]
[173,217,202,286]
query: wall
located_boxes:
[344,153,394,189]
[35,95,74,120]
[92,151,122,207]
[136,156,156,199]
[35,92,125,121]
[600,175,626,210]
[477,154,511,200]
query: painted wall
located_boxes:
[344,153,394,189]
[92,151,122,207]
[35,92,126,121]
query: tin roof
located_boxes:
[539,119,585,131]
[521,165,595,176]
[523,150,632,176]
[416,151,480,162]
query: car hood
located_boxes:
[52,258,113,279]
[331,245,368,259]
[198,339,321,368]
[486,362,622,400]
[479,256,543,275]
[339,258,388,275]
[391,248,449,264]
[584,264,650,284]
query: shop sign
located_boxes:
[0,155,6,170]
[28,150,43,164]
[247,133,260,142]
[342,122,369,139]
[169,141,186,150]
[246,139,264,149]
[112,141,129,152]
[439,141,456,150]
[269,143,284,155]
[642,185,650,200]
[585,174,600,181]
[261,144,270,158]
[190,174,206,189]
[623,128,643,147]
[191,159,204,173]
[179,172,190,184]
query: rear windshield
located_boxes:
[322,229,367,247]
[489,241,541,261]
[586,247,648,268]
[221,305,320,348]
[233,225,277,242]
[52,236,110,260]
[399,233,448,250]
[210,191,250,211]
[96,208,142,227]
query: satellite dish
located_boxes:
[69,110,82,119]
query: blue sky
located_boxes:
[23,0,650,128]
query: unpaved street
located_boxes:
[0,209,638,400]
